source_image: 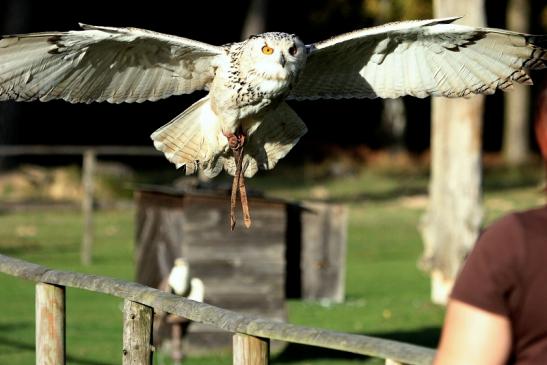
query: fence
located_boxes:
[0,145,161,265]
[0,253,436,365]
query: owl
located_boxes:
[0,17,545,227]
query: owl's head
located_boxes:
[242,32,306,81]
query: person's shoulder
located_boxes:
[450,207,537,314]
[477,211,524,249]
[477,205,546,256]
[512,205,547,229]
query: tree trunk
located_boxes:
[503,0,531,166]
[381,98,406,153]
[420,0,485,305]
[241,0,268,40]
[375,0,408,155]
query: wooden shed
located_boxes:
[134,186,347,353]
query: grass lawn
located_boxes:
[0,163,544,365]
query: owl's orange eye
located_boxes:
[261,45,274,55]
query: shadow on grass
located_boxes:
[272,326,440,363]
[0,322,33,333]
[0,242,43,256]
[0,324,115,365]
[326,186,428,204]
[0,241,78,257]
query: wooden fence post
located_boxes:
[233,333,269,365]
[123,300,154,365]
[81,149,96,265]
[36,283,65,365]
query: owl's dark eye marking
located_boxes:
[288,45,297,56]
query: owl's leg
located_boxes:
[230,151,252,230]
[224,131,246,151]
[236,152,251,229]
[226,130,252,230]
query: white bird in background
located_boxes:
[187,278,205,303]
[0,17,545,228]
[166,258,205,303]
[167,258,190,297]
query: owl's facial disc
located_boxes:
[244,33,306,81]
[260,42,300,68]
[261,43,286,66]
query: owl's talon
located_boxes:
[229,137,252,230]
[224,131,246,151]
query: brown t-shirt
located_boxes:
[451,206,547,365]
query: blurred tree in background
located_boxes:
[362,0,433,154]
[363,0,432,21]
[503,0,531,166]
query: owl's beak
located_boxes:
[279,54,286,67]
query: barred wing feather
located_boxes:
[290,17,546,100]
[0,24,224,103]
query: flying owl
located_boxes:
[0,17,545,227]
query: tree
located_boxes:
[419,0,485,305]
[241,0,268,40]
[363,0,433,154]
[363,0,432,20]
[503,0,531,166]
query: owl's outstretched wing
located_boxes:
[289,17,546,100]
[0,24,224,103]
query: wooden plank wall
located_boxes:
[135,191,186,289]
[135,190,287,353]
[301,202,348,303]
[181,194,287,352]
[134,189,348,353]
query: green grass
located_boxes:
[0,163,544,365]
[0,211,134,365]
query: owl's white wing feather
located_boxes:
[290,17,546,100]
[0,24,224,103]
[201,102,307,178]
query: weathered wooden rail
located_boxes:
[0,253,436,365]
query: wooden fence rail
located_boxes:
[0,253,436,365]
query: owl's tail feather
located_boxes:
[221,102,308,178]
[152,99,307,178]
[151,96,227,176]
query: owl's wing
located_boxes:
[289,17,546,100]
[0,24,224,103]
